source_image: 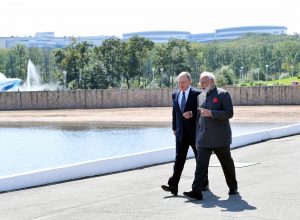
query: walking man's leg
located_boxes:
[214,146,238,194]
[168,140,190,189]
[192,147,212,193]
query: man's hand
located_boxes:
[183,111,193,119]
[198,108,212,117]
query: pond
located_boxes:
[0,122,293,177]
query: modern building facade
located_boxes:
[189,25,287,42]
[214,26,287,41]
[0,26,288,48]
[0,32,113,49]
[187,33,216,43]
[122,31,190,43]
[123,26,287,43]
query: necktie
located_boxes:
[181,91,186,112]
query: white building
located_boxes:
[122,31,190,43]
[0,26,289,48]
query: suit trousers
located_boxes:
[168,135,197,188]
[192,146,237,193]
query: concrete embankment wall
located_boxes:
[0,89,172,110]
[225,86,300,105]
[0,86,300,110]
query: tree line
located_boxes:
[0,33,299,89]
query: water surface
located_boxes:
[0,122,292,176]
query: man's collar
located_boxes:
[183,86,191,93]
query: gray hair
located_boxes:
[200,71,215,83]
[178,71,192,81]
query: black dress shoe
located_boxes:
[183,191,203,200]
[161,185,178,196]
[228,188,239,195]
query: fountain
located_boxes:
[20,60,59,91]
[25,59,41,90]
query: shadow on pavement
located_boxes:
[163,195,186,199]
[185,190,257,212]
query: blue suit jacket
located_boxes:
[172,87,201,142]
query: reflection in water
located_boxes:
[0,122,293,176]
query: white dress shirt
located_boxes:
[178,86,191,107]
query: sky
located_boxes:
[1,0,299,37]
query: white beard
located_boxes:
[204,84,215,93]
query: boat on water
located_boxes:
[0,72,22,92]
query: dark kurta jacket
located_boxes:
[172,87,201,142]
[196,87,233,148]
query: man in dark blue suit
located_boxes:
[161,72,208,196]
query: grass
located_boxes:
[240,76,300,86]
[269,76,298,84]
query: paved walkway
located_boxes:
[1,134,300,220]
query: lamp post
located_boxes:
[239,69,242,82]
[239,66,243,82]
[79,73,82,88]
[63,71,67,89]
[160,67,163,87]
[195,61,199,82]
[265,65,269,81]
[241,66,244,80]
[291,66,294,77]
[257,68,260,81]
[152,67,155,83]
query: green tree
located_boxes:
[7,44,28,80]
[166,39,192,87]
[151,44,167,87]
[126,36,154,87]
[5,51,18,78]
[82,56,108,89]
[186,46,204,83]
[0,49,9,74]
[100,38,126,87]
[215,66,236,86]
[54,40,92,89]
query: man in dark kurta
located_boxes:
[184,71,238,200]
